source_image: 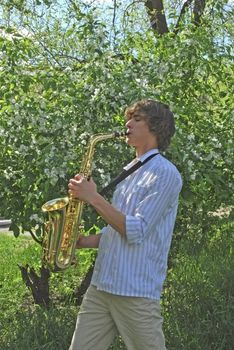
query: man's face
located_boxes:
[125,112,156,149]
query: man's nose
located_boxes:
[125,119,132,128]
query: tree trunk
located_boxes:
[145,0,169,35]
[193,0,206,26]
[18,264,51,308]
[73,263,95,306]
[145,0,207,36]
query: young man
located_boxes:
[68,99,182,350]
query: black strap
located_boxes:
[100,153,159,196]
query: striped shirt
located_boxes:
[91,149,182,300]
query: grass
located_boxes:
[0,233,124,350]
[0,219,233,350]
[163,220,234,350]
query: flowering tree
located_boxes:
[0,0,233,305]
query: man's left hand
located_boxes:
[68,174,97,203]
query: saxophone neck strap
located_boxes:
[100,153,159,196]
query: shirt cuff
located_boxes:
[125,215,143,244]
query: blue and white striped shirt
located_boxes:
[91,149,182,300]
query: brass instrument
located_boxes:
[41,132,126,271]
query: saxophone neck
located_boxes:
[89,131,126,144]
[80,132,126,176]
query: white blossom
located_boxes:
[29,214,43,223]
[188,134,195,141]
[190,173,196,180]
[187,160,194,168]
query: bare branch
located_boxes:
[112,0,117,28]
[58,54,85,63]
[122,0,145,32]
[26,23,65,69]
[145,0,169,35]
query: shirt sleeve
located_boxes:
[125,167,182,245]
[100,226,108,235]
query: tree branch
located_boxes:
[174,0,194,35]
[112,0,117,28]
[145,0,169,35]
[193,0,206,26]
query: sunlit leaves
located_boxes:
[0,1,233,238]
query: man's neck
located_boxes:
[136,145,158,158]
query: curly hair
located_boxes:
[125,99,175,151]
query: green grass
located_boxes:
[0,220,233,350]
[0,234,124,350]
[163,221,234,350]
[0,234,74,349]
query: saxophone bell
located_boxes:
[42,197,69,212]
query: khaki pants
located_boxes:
[69,285,166,350]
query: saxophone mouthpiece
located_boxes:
[114,131,128,137]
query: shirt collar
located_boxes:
[124,148,159,170]
[138,148,159,163]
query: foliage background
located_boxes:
[0,0,233,349]
[0,0,233,235]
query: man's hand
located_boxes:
[68,174,126,237]
[68,174,98,203]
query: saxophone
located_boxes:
[41,132,126,271]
